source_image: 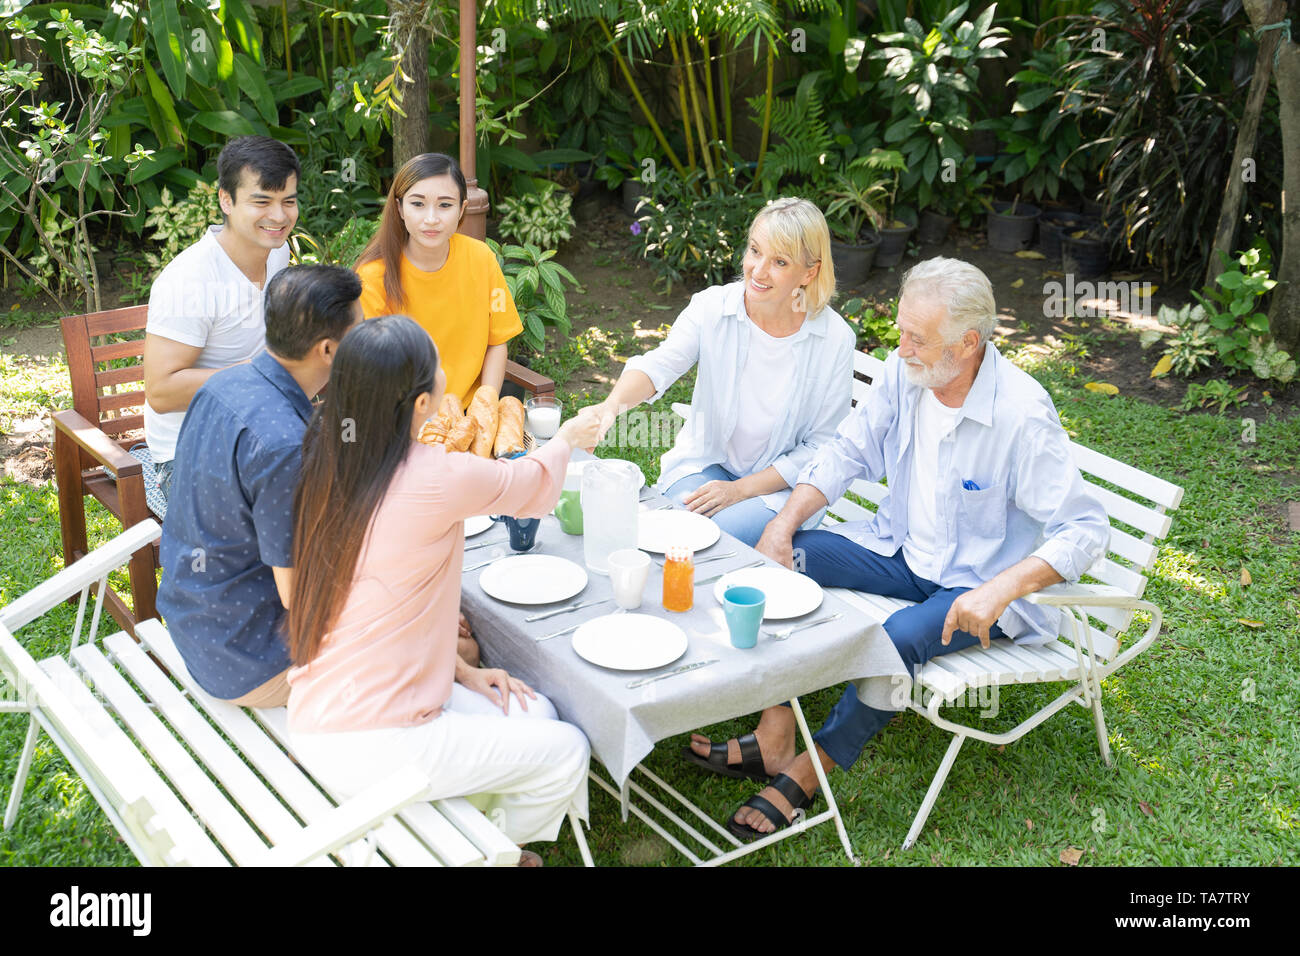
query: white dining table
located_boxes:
[459,460,909,866]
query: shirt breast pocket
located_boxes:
[956,482,1006,540]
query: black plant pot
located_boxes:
[622,179,646,217]
[1061,234,1109,277]
[875,220,915,268]
[917,209,955,244]
[986,200,1040,252]
[1081,196,1106,218]
[829,233,881,288]
[1038,211,1097,261]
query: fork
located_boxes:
[762,612,842,642]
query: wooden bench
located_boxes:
[1,520,561,866]
[53,304,555,637]
[675,346,1182,850]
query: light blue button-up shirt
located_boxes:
[625,281,856,525]
[800,343,1110,643]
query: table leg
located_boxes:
[620,777,630,823]
[788,696,857,865]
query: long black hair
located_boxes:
[288,315,438,664]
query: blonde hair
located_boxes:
[748,197,836,317]
[899,257,998,346]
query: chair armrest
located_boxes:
[253,767,431,867]
[1023,583,1142,608]
[505,360,554,398]
[51,408,141,478]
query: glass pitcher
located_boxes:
[580,459,640,575]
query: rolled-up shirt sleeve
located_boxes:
[798,355,895,505]
[623,295,704,402]
[771,333,854,490]
[1015,415,1110,582]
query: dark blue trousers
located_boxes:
[790,530,1005,770]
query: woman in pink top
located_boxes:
[285,315,602,862]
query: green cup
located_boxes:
[554,489,583,534]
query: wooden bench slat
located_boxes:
[941,645,1025,685]
[255,706,476,866]
[91,340,146,364]
[1082,480,1173,540]
[1084,556,1147,598]
[36,655,229,866]
[97,390,146,414]
[914,662,968,702]
[95,366,146,390]
[85,305,148,337]
[987,641,1060,682]
[1071,442,1184,510]
[104,634,318,854]
[1105,525,1158,572]
[131,621,396,868]
[72,643,271,865]
[970,642,1039,682]
[398,802,493,867]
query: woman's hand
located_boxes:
[556,406,605,453]
[458,665,536,714]
[683,479,750,517]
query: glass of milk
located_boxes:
[525,396,562,442]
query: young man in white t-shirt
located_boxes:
[142,135,301,501]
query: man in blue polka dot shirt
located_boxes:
[157,266,362,707]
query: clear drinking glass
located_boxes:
[580,459,640,575]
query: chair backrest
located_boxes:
[60,305,149,448]
[830,349,1183,658]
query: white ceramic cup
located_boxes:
[607,548,651,610]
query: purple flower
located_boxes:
[630,222,642,236]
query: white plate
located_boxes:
[637,510,721,554]
[479,555,588,605]
[569,458,645,489]
[712,566,824,620]
[464,515,494,537]
[571,613,688,671]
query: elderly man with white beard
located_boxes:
[684,256,1111,841]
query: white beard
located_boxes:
[902,349,960,389]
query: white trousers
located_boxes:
[290,685,590,845]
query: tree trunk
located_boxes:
[1270,37,1300,353]
[393,32,429,168]
[1204,0,1285,288]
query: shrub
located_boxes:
[497,181,574,250]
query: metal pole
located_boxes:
[458,0,489,241]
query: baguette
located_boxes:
[467,385,500,457]
[494,396,526,458]
[418,394,464,447]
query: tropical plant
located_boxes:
[142,182,222,274]
[869,2,1010,211]
[1057,0,1262,280]
[497,180,575,250]
[1,11,151,310]
[632,167,766,292]
[1192,242,1283,374]
[981,37,1089,202]
[1181,379,1249,414]
[486,238,578,353]
[1144,305,1216,377]
[290,217,382,269]
[595,127,661,191]
[822,149,908,242]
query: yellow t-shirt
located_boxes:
[357,233,523,408]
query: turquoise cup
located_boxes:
[723,586,766,649]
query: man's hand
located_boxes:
[755,523,796,570]
[683,479,748,518]
[940,581,1013,649]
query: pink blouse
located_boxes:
[287,438,569,733]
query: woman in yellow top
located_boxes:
[355,153,522,407]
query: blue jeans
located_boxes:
[790,530,1006,770]
[664,464,780,548]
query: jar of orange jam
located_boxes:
[662,545,694,612]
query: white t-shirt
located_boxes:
[724,321,796,476]
[903,388,964,579]
[144,226,290,462]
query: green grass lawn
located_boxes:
[2,326,1297,866]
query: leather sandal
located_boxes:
[726,773,817,842]
[680,733,772,782]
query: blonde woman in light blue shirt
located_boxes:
[592,198,856,546]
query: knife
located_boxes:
[524,598,612,623]
[696,559,763,587]
[626,659,719,689]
